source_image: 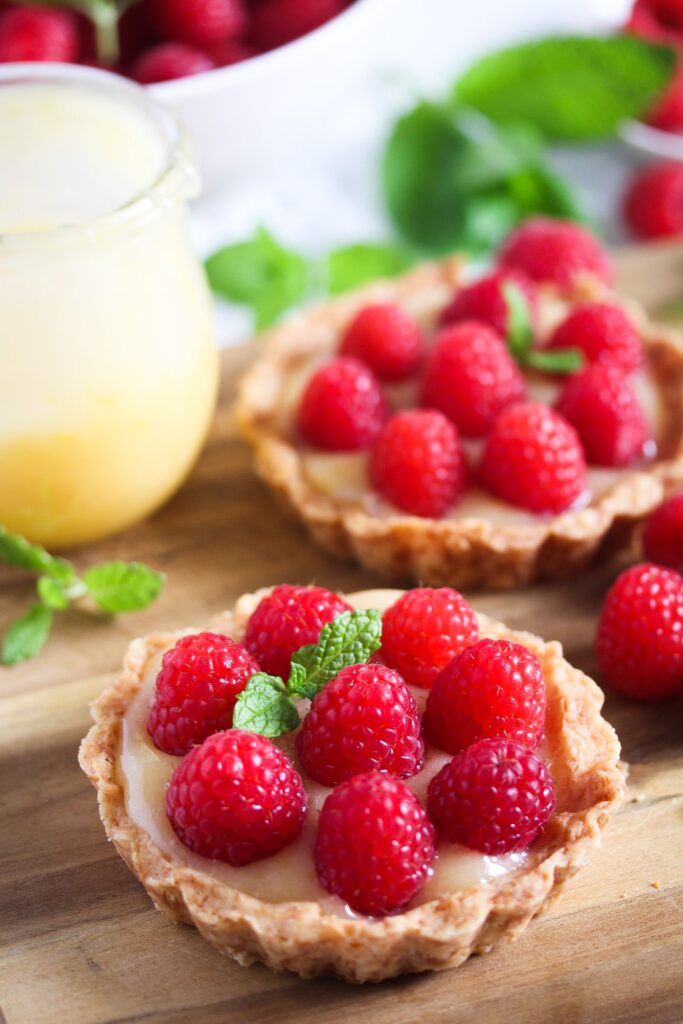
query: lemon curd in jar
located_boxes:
[0,68,219,547]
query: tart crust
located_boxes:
[78,588,625,983]
[235,260,683,589]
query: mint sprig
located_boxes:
[503,282,583,375]
[233,608,381,737]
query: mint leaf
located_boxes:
[2,605,52,666]
[503,281,583,374]
[526,348,584,374]
[83,562,164,614]
[454,36,676,141]
[233,673,300,738]
[37,575,71,611]
[0,526,74,583]
[289,609,382,699]
[328,243,414,295]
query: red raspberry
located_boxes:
[626,0,683,40]
[314,771,436,916]
[556,364,650,467]
[381,587,479,690]
[209,39,255,66]
[649,64,683,131]
[480,402,587,514]
[439,269,538,338]
[166,730,306,865]
[427,738,556,854]
[339,303,424,382]
[132,43,215,83]
[147,632,259,755]
[498,216,612,291]
[0,6,80,62]
[250,0,346,51]
[149,0,246,46]
[623,161,683,240]
[370,410,467,518]
[596,562,683,699]
[296,663,424,787]
[420,321,526,438]
[643,492,683,573]
[424,639,546,756]
[244,584,353,679]
[297,357,388,451]
[546,302,642,376]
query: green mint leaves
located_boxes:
[233,608,381,737]
[503,283,583,375]
[0,526,165,665]
[327,242,414,295]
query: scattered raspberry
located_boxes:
[209,39,255,66]
[439,269,538,339]
[166,730,306,864]
[381,587,479,689]
[498,216,612,290]
[0,6,80,62]
[424,639,546,756]
[314,771,435,916]
[643,492,683,573]
[251,0,346,51]
[596,562,683,699]
[623,161,683,240]
[147,632,259,755]
[370,410,467,518]
[427,738,556,854]
[297,357,388,451]
[546,302,643,376]
[421,321,526,438]
[339,303,424,382]
[132,42,215,83]
[149,0,247,47]
[480,402,587,514]
[244,584,353,679]
[556,364,651,467]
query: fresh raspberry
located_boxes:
[424,639,546,756]
[627,0,683,40]
[596,562,683,699]
[0,6,80,62]
[370,410,467,518]
[623,161,683,240]
[149,0,246,46]
[250,0,346,52]
[546,302,642,376]
[420,321,526,438]
[339,303,424,382]
[132,42,215,83]
[480,402,587,514]
[439,269,538,339]
[498,216,613,290]
[643,492,683,573]
[556,364,651,467]
[297,357,388,451]
[427,738,556,854]
[649,64,683,131]
[314,771,435,916]
[296,663,424,787]
[209,39,255,66]
[147,632,259,755]
[166,730,306,865]
[381,587,479,690]
[244,584,353,679]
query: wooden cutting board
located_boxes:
[2,246,683,1024]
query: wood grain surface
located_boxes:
[2,251,683,1024]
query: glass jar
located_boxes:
[0,65,219,547]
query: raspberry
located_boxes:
[596,562,683,699]
[480,402,587,514]
[623,162,683,240]
[427,738,556,854]
[339,303,424,382]
[314,772,435,916]
[209,39,255,66]
[250,0,346,51]
[147,632,259,755]
[297,357,388,451]
[296,663,424,787]
[370,410,467,518]
[149,0,246,46]
[643,492,683,573]
[424,639,546,756]
[556,364,651,467]
[132,42,215,83]
[244,584,352,679]
[498,217,612,291]
[627,0,683,39]
[0,6,80,62]
[166,730,306,865]
[420,321,526,438]
[439,269,538,339]
[546,302,643,376]
[381,587,479,690]
[649,64,683,131]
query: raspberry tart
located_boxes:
[236,218,683,588]
[79,584,624,982]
